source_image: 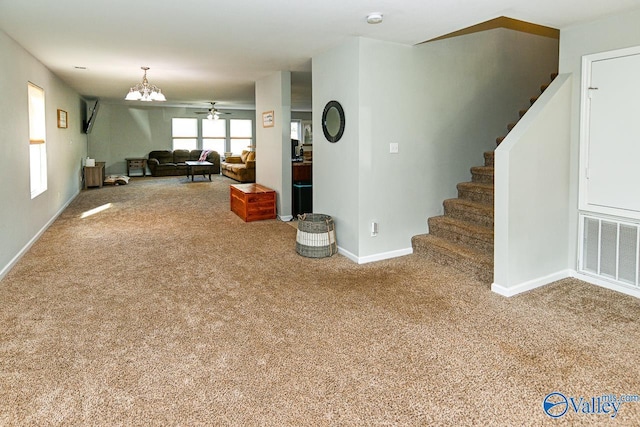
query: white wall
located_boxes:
[0,30,87,278]
[493,74,572,296]
[559,8,640,271]
[313,38,361,257]
[413,28,560,230]
[255,71,292,219]
[313,29,558,262]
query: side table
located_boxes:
[125,158,147,177]
[84,164,104,189]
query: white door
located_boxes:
[586,51,640,214]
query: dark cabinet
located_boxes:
[292,162,312,217]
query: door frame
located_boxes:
[579,44,640,220]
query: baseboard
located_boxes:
[0,190,79,281]
[491,269,572,297]
[337,246,359,263]
[572,271,640,299]
[337,246,413,264]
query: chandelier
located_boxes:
[124,66,166,102]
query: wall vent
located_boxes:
[579,214,640,288]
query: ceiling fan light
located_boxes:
[213,113,220,120]
[207,113,213,120]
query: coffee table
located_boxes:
[185,161,214,181]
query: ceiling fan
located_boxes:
[195,102,229,120]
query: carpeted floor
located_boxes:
[1,175,639,426]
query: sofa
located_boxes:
[147,149,220,177]
[221,150,256,183]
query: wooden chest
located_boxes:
[230,183,277,222]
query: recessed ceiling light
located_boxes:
[74,66,87,70]
[367,13,383,24]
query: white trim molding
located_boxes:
[491,269,572,297]
[0,190,79,281]
[338,246,413,264]
[573,271,640,299]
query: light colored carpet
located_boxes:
[1,175,639,426]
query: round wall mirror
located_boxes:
[322,100,345,143]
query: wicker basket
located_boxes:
[296,213,337,258]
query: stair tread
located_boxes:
[444,198,494,215]
[457,181,494,191]
[443,198,494,229]
[457,181,494,205]
[412,234,493,283]
[413,234,492,264]
[429,215,494,240]
[470,166,494,174]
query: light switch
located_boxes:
[389,143,399,154]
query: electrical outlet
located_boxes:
[389,143,399,154]
[371,221,378,237]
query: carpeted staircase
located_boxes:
[412,73,558,284]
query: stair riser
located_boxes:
[471,171,494,184]
[484,152,494,167]
[428,221,493,254]
[457,188,494,205]
[412,238,493,283]
[443,204,494,229]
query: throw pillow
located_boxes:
[240,150,249,163]
[198,150,211,161]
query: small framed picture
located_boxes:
[262,110,274,128]
[57,109,68,129]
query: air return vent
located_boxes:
[579,214,640,287]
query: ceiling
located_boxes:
[1,0,638,111]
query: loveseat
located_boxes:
[221,150,256,183]
[147,149,220,177]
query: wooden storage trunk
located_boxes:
[230,183,276,222]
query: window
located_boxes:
[171,116,254,155]
[230,119,252,154]
[291,120,301,141]
[202,119,226,154]
[172,118,197,150]
[28,82,47,198]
